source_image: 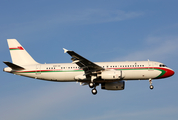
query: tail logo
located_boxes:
[9,46,24,50]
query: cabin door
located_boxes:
[148,61,154,70]
[36,64,41,75]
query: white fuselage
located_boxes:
[4,61,174,82]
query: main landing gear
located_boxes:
[149,78,154,90]
[89,82,98,95]
[91,88,97,95]
[89,82,94,88]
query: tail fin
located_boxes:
[7,39,39,65]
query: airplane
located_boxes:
[3,39,175,95]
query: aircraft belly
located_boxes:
[123,69,161,80]
[15,72,36,78]
[14,70,84,82]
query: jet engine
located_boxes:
[101,70,122,80]
[101,81,125,90]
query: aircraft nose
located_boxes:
[170,69,175,76]
[157,68,175,79]
[165,69,175,78]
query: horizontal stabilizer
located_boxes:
[3,61,25,70]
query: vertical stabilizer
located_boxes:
[7,39,39,65]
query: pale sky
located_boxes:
[1,0,178,120]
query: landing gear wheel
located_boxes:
[89,82,94,88]
[150,85,154,90]
[149,78,154,90]
[92,88,97,95]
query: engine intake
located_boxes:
[101,81,125,90]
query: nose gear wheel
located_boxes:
[149,78,154,90]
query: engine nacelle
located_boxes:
[101,81,125,90]
[75,74,86,80]
[101,70,122,80]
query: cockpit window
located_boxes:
[159,64,167,67]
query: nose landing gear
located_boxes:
[150,85,154,89]
[149,78,154,90]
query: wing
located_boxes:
[63,48,104,75]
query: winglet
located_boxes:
[63,48,68,53]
